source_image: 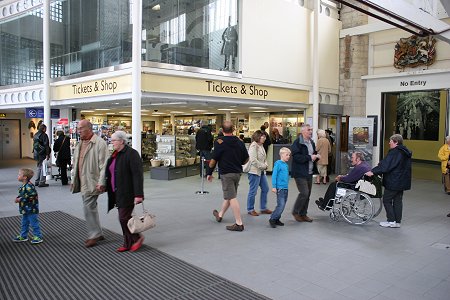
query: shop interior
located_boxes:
[11,96,312,177]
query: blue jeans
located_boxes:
[247,173,269,212]
[20,213,42,239]
[270,189,288,220]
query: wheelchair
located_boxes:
[324,176,383,225]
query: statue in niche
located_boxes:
[221,16,238,71]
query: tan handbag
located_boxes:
[127,203,156,233]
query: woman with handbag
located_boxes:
[105,131,145,252]
[246,130,272,216]
[53,130,71,185]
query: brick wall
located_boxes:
[339,5,369,116]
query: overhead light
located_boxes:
[152,4,160,11]
[249,107,266,110]
[141,109,149,112]
[114,102,120,105]
[192,109,206,112]
[285,108,300,111]
[217,108,234,111]
[119,111,130,114]
[80,110,94,113]
[152,112,166,115]
[95,108,110,111]
[230,111,240,114]
[146,101,187,106]
[106,112,115,115]
[170,111,184,114]
[203,112,214,115]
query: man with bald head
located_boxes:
[71,120,109,247]
[207,121,249,231]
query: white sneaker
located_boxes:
[379,221,401,228]
[390,222,401,228]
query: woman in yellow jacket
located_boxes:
[437,136,450,205]
[438,137,450,175]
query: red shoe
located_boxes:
[130,236,144,252]
[117,246,129,252]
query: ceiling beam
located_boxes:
[336,0,450,44]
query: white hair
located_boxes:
[111,131,128,143]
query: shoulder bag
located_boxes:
[127,202,156,233]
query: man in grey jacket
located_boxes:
[71,120,109,247]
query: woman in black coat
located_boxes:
[105,131,144,252]
[366,134,412,228]
[53,131,71,185]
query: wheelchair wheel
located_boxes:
[329,209,340,221]
[340,191,374,225]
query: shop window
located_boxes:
[142,0,239,72]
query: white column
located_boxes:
[170,114,175,134]
[43,0,51,179]
[131,0,142,153]
[312,0,320,142]
[43,0,51,139]
[225,112,231,121]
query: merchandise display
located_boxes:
[141,133,157,162]
[155,135,196,167]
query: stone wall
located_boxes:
[339,5,369,116]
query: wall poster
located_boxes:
[395,90,440,141]
[347,117,374,169]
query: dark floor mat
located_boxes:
[0,211,270,300]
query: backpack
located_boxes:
[33,132,46,157]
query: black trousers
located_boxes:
[292,176,312,216]
[58,159,70,185]
[382,189,403,223]
[118,206,141,249]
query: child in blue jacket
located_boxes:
[269,147,291,228]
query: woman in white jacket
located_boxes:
[246,130,272,216]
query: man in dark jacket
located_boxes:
[53,131,71,185]
[33,124,51,187]
[195,125,214,176]
[261,123,272,154]
[207,121,249,231]
[291,124,320,222]
[366,134,412,228]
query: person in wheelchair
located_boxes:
[315,151,371,210]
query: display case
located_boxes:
[151,135,200,180]
[155,135,176,166]
[141,133,157,162]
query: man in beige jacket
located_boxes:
[71,120,109,247]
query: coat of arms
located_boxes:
[394,35,436,69]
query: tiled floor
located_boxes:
[1,159,449,300]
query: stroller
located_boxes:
[52,152,72,182]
